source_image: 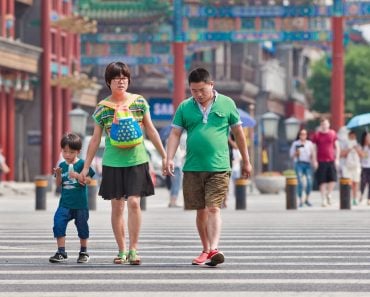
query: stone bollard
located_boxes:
[88,179,98,210]
[140,196,146,211]
[340,178,351,210]
[35,176,48,210]
[234,178,248,210]
[286,177,297,210]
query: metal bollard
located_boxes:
[88,179,98,210]
[234,178,248,210]
[340,178,351,210]
[35,177,48,210]
[286,177,297,210]
[140,196,146,211]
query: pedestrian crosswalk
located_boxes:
[1,208,370,297]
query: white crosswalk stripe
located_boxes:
[1,204,370,296]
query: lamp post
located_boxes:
[68,107,88,138]
[284,117,300,143]
[261,112,280,172]
[68,107,97,210]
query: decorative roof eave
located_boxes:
[51,73,99,91]
[81,9,169,21]
[0,36,42,73]
[52,16,98,34]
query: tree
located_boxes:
[307,45,370,116]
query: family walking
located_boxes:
[50,62,252,266]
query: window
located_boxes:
[51,31,57,57]
[61,34,67,59]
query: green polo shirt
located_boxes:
[172,93,240,172]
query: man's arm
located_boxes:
[165,127,182,176]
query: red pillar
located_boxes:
[331,16,345,131]
[173,42,186,110]
[6,89,15,180]
[41,0,52,174]
[63,89,72,133]
[0,83,6,148]
[0,0,6,37]
[7,0,14,38]
[53,86,63,166]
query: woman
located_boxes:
[80,62,166,265]
[359,131,370,205]
[340,131,362,205]
[289,128,317,207]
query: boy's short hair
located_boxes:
[188,67,212,85]
[60,133,82,151]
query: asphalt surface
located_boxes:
[1,182,370,296]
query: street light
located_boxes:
[260,112,280,172]
[284,117,301,142]
[68,107,88,137]
[261,112,280,140]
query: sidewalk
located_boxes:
[0,181,369,213]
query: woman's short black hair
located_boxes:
[104,62,131,90]
[60,132,82,151]
[188,67,212,85]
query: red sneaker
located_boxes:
[192,251,209,265]
[205,249,224,266]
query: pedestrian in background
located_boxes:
[167,133,186,208]
[165,67,252,266]
[359,131,370,204]
[224,132,238,208]
[340,130,362,205]
[311,118,340,207]
[49,133,95,264]
[0,145,10,187]
[289,128,316,207]
[79,62,166,265]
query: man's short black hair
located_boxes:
[188,67,212,85]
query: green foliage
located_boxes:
[307,58,331,112]
[307,45,370,116]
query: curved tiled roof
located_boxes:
[78,0,171,20]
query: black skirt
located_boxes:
[99,162,155,200]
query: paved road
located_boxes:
[1,184,370,296]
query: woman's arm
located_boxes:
[142,112,166,160]
[80,124,103,182]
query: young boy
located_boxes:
[49,133,95,263]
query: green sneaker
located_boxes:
[128,250,141,265]
[113,252,128,264]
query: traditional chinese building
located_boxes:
[0,0,98,181]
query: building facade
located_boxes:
[0,0,98,181]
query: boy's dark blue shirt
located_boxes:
[59,159,95,209]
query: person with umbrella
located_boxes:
[359,131,370,205]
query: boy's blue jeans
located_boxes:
[53,206,89,239]
[294,161,313,199]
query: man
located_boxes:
[165,68,252,266]
[312,117,340,207]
